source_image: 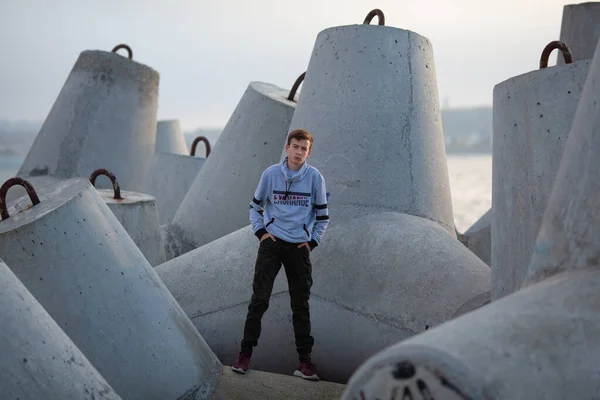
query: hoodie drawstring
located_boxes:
[284,179,292,200]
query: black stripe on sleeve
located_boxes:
[314,203,328,210]
[316,215,329,221]
[252,197,261,205]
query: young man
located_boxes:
[232,129,329,381]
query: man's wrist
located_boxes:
[255,228,268,240]
[309,239,318,250]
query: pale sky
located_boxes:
[0,0,574,129]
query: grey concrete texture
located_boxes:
[155,212,490,383]
[96,188,166,266]
[463,208,491,266]
[464,208,491,236]
[156,119,189,155]
[17,49,159,192]
[0,178,221,400]
[491,58,590,300]
[4,175,62,204]
[286,24,455,233]
[525,38,600,287]
[213,366,345,400]
[0,258,122,400]
[557,2,600,64]
[166,82,296,256]
[342,266,600,400]
[142,151,205,225]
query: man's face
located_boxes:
[285,138,311,169]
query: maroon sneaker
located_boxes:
[232,352,251,374]
[293,360,319,381]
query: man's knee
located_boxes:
[289,289,310,311]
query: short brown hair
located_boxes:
[287,129,313,149]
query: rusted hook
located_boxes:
[0,177,41,220]
[89,169,122,200]
[191,136,211,157]
[363,9,385,25]
[540,41,573,69]
[111,44,133,60]
[287,72,306,102]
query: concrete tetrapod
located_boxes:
[155,212,490,383]
[340,40,600,399]
[17,44,158,192]
[90,169,166,266]
[165,81,298,257]
[341,267,600,400]
[0,257,122,400]
[142,136,209,225]
[3,175,62,204]
[491,41,590,300]
[155,119,189,155]
[462,208,491,266]
[557,2,600,64]
[286,10,455,233]
[525,37,600,287]
[0,177,221,400]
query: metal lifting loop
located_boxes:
[89,169,123,200]
[363,9,385,26]
[539,41,573,69]
[191,136,211,157]
[287,72,306,102]
[111,44,133,60]
[0,177,41,220]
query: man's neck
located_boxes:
[287,159,302,171]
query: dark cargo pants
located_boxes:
[240,237,314,360]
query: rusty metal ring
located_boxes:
[540,41,573,69]
[111,44,133,59]
[287,72,306,102]
[0,177,41,220]
[89,169,122,199]
[191,136,211,157]
[363,9,385,25]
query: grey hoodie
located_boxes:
[249,157,329,249]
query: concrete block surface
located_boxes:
[492,52,590,299]
[18,48,158,192]
[0,177,221,400]
[287,23,454,232]
[213,366,345,400]
[0,258,122,400]
[166,81,297,256]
